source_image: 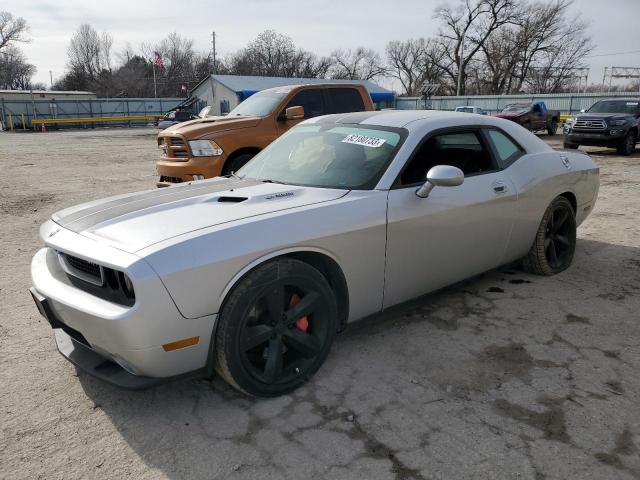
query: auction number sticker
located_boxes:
[626,102,638,106]
[342,133,386,148]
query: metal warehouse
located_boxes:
[190,74,395,115]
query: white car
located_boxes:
[455,106,487,115]
[30,111,599,396]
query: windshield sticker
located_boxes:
[342,133,386,148]
[626,102,638,106]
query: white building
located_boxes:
[189,74,395,115]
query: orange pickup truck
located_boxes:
[156,83,374,187]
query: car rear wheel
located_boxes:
[547,120,558,136]
[616,131,636,156]
[222,153,255,176]
[214,258,337,397]
[563,142,579,149]
[522,196,576,276]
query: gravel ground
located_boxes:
[1,128,639,480]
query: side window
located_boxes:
[486,129,524,169]
[286,89,324,118]
[532,104,541,113]
[326,88,366,114]
[398,130,497,186]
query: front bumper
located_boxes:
[564,129,627,146]
[31,235,217,386]
[156,154,227,187]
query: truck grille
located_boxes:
[573,119,606,130]
[58,253,104,286]
[159,136,190,160]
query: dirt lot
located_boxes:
[1,128,639,480]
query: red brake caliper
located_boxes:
[289,293,309,332]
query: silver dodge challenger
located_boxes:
[30,110,599,396]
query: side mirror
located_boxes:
[580,109,585,113]
[416,165,464,198]
[284,105,305,120]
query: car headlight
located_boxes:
[610,119,627,126]
[565,117,576,126]
[188,140,223,156]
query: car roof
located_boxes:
[303,110,551,153]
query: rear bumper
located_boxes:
[156,155,227,186]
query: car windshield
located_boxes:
[587,100,640,114]
[237,124,405,190]
[228,89,289,117]
[502,104,530,113]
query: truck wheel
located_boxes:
[222,153,255,176]
[616,131,636,156]
[563,142,579,150]
[214,258,338,397]
[522,196,576,276]
[523,122,532,131]
[547,120,558,136]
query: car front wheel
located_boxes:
[522,196,576,276]
[616,131,636,156]
[214,258,338,397]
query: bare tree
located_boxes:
[434,0,520,94]
[0,11,29,51]
[67,24,112,79]
[328,48,386,81]
[386,38,444,95]
[0,46,36,89]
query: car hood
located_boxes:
[494,111,526,119]
[160,115,261,138]
[575,113,630,121]
[51,178,348,253]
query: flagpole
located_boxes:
[153,63,157,98]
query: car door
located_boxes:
[276,88,325,136]
[531,103,545,129]
[383,128,517,308]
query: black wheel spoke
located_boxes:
[283,329,321,358]
[553,209,569,232]
[242,325,273,351]
[554,234,570,247]
[265,283,285,322]
[285,291,319,326]
[263,338,283,383]
[547,240,558,267]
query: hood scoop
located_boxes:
[217,196,248,203]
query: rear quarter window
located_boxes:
[486,129,524,168]
[327,88,366,114]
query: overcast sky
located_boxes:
[9,0,640,91]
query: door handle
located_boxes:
[492,181,508,194]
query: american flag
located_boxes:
[153,51,164,68]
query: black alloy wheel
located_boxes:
[214,259,337,397]
[522,196,577,275]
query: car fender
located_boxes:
[216,246,345,309]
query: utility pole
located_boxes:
[49,70,53,89]
[456,31,466,97]
[211,31,217,74]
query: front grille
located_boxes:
[573,119,606,130]
[160,136,190,160]
[59,253,104,286]
[160,175,183,184]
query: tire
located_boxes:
[522,196,576,276]
[563,142,579,150]
[214,258,338,397]
[616,131,636,156]
[522,122,532,131]
[222,153,255,175]
[547,120,558,136]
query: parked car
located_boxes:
[494,101,560,135]
[30,111,599,396]
[157,109,198,129]
[156,83,375,187]
[564,99,640,155]
[455,106,487,115]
